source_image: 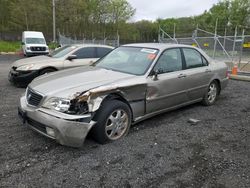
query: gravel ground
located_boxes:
[0,55,249,188]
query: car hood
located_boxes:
[29,66,136,98]
[12,56,60,67]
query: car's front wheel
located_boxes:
[202,81,219,106]
[91,100,132,144]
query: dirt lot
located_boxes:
[0,55,249,188]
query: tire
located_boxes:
[202,81,219,106]
[39,68,56,76]
[91,100,132,144]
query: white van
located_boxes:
[22,31,49,56]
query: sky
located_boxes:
[127,0,220,21]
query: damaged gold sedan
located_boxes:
[18,43,228,147]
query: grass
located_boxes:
[0,41,59,52]
[0,41,21,52]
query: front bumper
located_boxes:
[8,69,39,86]
[19,96,96,147]
[25,50,49,56]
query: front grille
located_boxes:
[30,46,46,52]
[26,88,43,106]
[27,117,47,134]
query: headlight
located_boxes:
[26,47,30,50]
[16,64,34,71]
[43,97,71,113]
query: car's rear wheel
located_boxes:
[39,68,56,76]
[202,81,219,106]
[91,100,131,144]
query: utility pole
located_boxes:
[52,0,56,42]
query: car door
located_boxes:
[181,48,214,101]
[64,47,97,69]
[146,48,189,114]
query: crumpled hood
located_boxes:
[11,56,58,67]
[29,66,136,98]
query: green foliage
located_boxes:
[0,41,21,52]
[0,0,135,39]
[157,0,250,36]
[48,42,59,50]
[0,0,249,44]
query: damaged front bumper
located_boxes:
[19,96,96,147]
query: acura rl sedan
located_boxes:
[18,43,229,147]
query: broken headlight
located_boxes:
[42,97,71,113]
[42,97,89,115]
[68,99,89,115]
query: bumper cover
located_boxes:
[24,50,49,56]
[19,96,96,147]
[9,69,39,86]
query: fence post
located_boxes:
[238,29,245,68]
[232,26,238,62]
[212,19,218,59]
[173,23,178,44]
[158,26,161,43]
[117,30,120,47]
[223,27,227,50]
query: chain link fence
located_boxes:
[159,27,250,72]
[58,33,120,47]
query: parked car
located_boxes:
[18,43,229,147]
[9,44,114,87]
[22,31,49,56]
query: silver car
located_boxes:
[18,43,229,147]
[9,44,114,86]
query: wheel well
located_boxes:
[39,67,57,74]
[213,79,221,95]
[101,93,134,120]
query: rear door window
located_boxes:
[73,47,96,59]
[183,48,208,69]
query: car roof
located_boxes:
[68,44,114,49]
[23,31,44,38]
[122,43,196,51]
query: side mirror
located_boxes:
[67,54,77,61]
[152,69,159,81]
[21,42,25,45]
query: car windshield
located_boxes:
[49,45,77,58]
[26,38,45,44]
[95,46,159,75]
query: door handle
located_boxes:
[205,69,212,73]
[178,74,187,78]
